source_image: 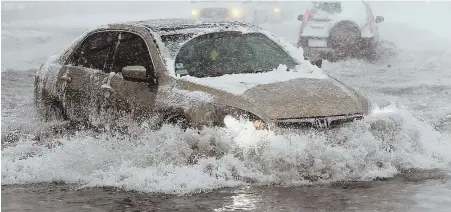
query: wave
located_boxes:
[2,103,450,195]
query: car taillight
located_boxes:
[303,9,311,23]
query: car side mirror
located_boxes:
[298,14,304,21]
[375,16,384,23]
[122,66,147,81]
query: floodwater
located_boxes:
[2,173,450,212]
[2,1,451,211]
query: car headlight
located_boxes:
[253,119,266,130]
[225,115,268,130]
[273,8,280,13]
[230,7,242,17]
[192,9,200,16]
[221,107,264,129]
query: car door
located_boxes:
[96,30,159,125]
[61,30,119,125]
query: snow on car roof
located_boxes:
[139,18,255,34]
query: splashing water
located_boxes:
[2,103,450,195]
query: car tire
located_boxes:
[365,45,377,61]
[359,38,378,61]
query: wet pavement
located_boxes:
[2,171,451,212]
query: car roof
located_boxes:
[98,18,264,59]
[134,18,257,36]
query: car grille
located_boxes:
[276,114,363,130]
[200,8,229,19]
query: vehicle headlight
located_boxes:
[253,119,265,130]
[192,9,200,16]
[230,7,242,17]
[222,107,268,130]
[273,7,280,13]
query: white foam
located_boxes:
[2,104,450,195]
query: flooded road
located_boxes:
[3,172,451,212]
[2,1,451,212]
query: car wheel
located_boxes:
[358,38,378,61]
[365,45,377,61]
[329,21,361,55]
[365,42,378,61]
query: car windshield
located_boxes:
[173,32,298,78]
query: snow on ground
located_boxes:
[1,1,451,198]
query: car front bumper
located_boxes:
[254,114,364,134]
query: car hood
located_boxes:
[239,77,368,119]
[170,75,369,121]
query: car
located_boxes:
[190,1,247,21]
[34,18,371,133]
[297,1,384,62]
[189,1,294,25]
[244,1,295,24]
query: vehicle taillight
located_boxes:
[303,9,311,23]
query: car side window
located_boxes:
[69,31,119,72]
[110,32,155,78]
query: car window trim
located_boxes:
[65,29,157,82]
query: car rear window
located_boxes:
[312,1,342,14]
